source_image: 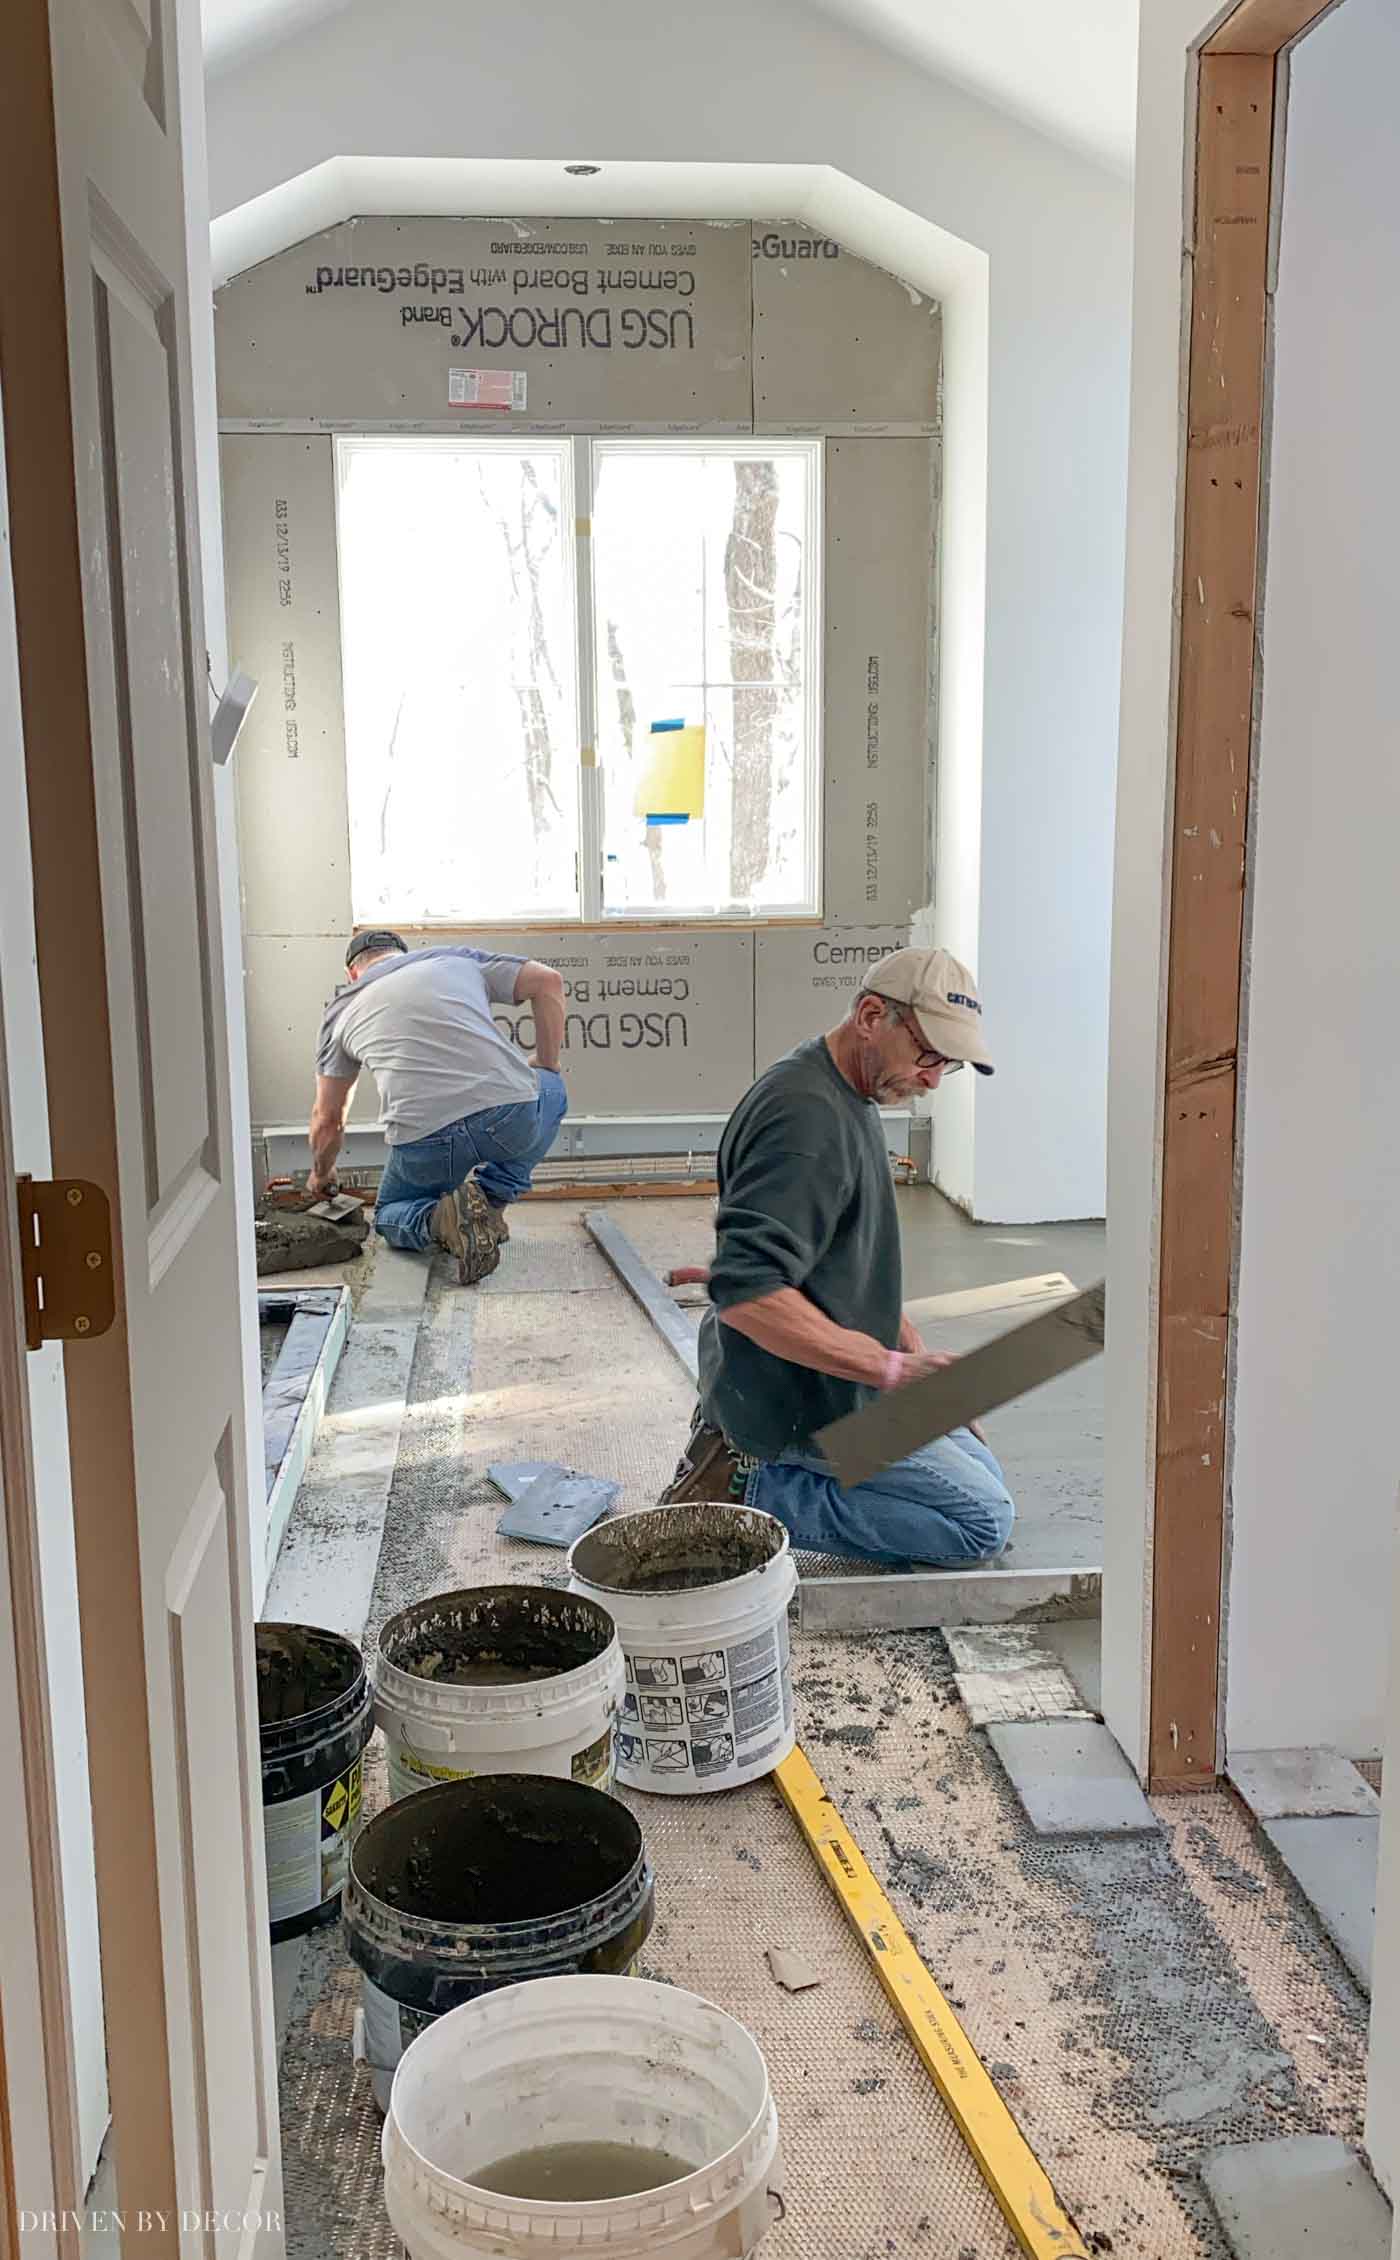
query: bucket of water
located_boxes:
[383,1973,783,2258]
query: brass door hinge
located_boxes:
[16,1176,116,1351]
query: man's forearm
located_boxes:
[530,987,565,1071]
[720,1287,891,1387]
[308,1113,345,1188]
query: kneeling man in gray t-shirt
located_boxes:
[308,929,568,1284]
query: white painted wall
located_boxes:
[1225,0,1400,1760]
[1100,0,1211,1772]
[0,395,108,2181]
[204,0,1131,1222]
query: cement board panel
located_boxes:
[466,928,757,1115]
[755,924,908,1067]
[222,435,352,938]
[245,928,756,1129]
[822,439,934,924]
[215,218,753,428]
[244,933,362,1132]
[751,223,942,430]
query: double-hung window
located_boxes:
[335,435,822,927]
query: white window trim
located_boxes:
[335,431,824,931]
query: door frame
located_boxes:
[1146,0,1341,1788]
[0,861,83,2252]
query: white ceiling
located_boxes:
[200,0,1137,173]
[812,0,1136,170]
[202,0,350,73]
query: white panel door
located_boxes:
[0,1,282,2251]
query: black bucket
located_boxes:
[257,1622,375,1943]
[344,1773,655,2111]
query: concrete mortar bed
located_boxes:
[276,1208,1368,2260]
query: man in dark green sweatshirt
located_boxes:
[662,948,1015,1566]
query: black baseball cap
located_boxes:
[345,928,408,970]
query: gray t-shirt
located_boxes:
[316,946,537,1143]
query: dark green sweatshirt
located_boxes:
[698,1037,903,1460]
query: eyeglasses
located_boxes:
[874,998,965,1074]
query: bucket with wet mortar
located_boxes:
[256,1622,375,1942]
[569,1505,798,1796]
[373,1585,624,1799]
[344,1773,656,2113]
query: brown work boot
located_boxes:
[430,1181,502,1286]
[660,1411,750,1504]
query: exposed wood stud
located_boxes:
[1205,0,1340,55]
[1148,0,1341,1787]
[1151,53,1275,1786]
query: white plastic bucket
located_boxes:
[373,1586,624,1801]
[383,1974,783,2260]
[569,1507,797,1796]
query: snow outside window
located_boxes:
[336,435,822,926]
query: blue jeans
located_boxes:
[374,1070,568,1252]
[746,1427,1015,1568]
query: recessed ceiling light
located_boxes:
[565,163,601,177]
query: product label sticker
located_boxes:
[448,366,527,410]
[613,1625,791,1788]
[264,1752,365,1924]
[319,1754,364,1903]
[390,1746,475,1798]
[570,1726,614,1786]
[360,1979,433,2076]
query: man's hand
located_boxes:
[898,1311,925,1357]
[885,1348,956,1388]
[306,1171,336,1200]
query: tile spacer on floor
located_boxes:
[774,1744,1092,2259]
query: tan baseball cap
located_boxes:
[860,947,994,1074]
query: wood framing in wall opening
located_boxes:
[1149,0,1340,1789]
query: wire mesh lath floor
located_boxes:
[277,1215,1370,2260]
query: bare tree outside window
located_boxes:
[725,459,780,899]
[483,458,566,885]
[592,440,820,920]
